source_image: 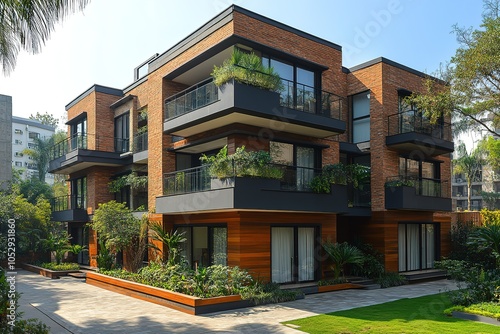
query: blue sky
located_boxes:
[0,0,484,127]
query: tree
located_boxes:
[453,142,486,210]
[90,201,141,256]
[22,135,54,182]
[30,111,59,128]
[407,0,500,137]
[148,222,186,266]
[0,0,89,74]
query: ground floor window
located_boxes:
[398,223,438,272]
[69,225,89,265]
[271,226,317,283]
[176,225,227,268]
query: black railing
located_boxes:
[49,133,133,160]
[165,80,219,120]
[163,164,322,196]
[387,110,452,141]
[51,195,86,212]
[385,175,450,198]
[163,72,343,121]
[50,133,88,160]
[348,182,371,207]
[133,132,148,153]
[115,137,130,153]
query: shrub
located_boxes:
[350,243,385,279]
[375,272,407,288]
[241,282,303,305]
[38,262,79,271]
[322,242,364,279]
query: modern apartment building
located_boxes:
[48,5,453,280]
[12,116,56,183]
[0,94,13,189]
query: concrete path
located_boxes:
[16,270,458,333]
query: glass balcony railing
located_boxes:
[163,164,322,196]
[49,133,132,160]
[51,195,86,212]
[165,80,219,120]
[385,175,450,198]
[133,132,148,153]
[387,110,452,141]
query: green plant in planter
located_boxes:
[323,241,364,280]
[211,48,283,92]
[148,222,187,266]
[385,178,416,188]
[310,163,371,193]
[109,172,148,193]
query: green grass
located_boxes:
[283,293,499,333]
[445,302,500,320]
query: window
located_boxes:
[28,132,40,140]
[398,223,438,271]
[270,141,319,191]
[14,152,23,157]
[70,177,87,209]
[399,157,440,196]
[14,129,23,135]
[114,113,130,153]
[28,143,37,149]
[14,139,22,145]
[70,116,87,150]
[351,91,370,143]
[176,226,227,268]
[14,161,22,167]
[262,55,317,112]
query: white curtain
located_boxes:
[298,228,315,281]
[296,147,314,190]
[212,227,227,266]
[422,224,435,269]
[398,224,406,272]
[407,224,420,270]
[272,227,294,283]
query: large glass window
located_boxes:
[262,56,316,112]
[115,113,130,153]
[399,157,440,196]
[177,226,227,268]
[398,223,437,272]
[352,91,370,143]
[70,176,86,209]
[70,117,87,150]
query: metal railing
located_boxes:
[165,80,219,120]
[51,195,86,212]
[387,110,452,141]
[49,133,133,160]
[163,163,322,196]
[385,175,450,198]
[163,71,344,122]
[133,132,148,153]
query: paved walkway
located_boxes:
[16,270,458,333]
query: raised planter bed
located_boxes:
[22,263,81,279]
[85,271,253,315]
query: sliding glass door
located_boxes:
[398,223,437,272]
[272,227,316,283]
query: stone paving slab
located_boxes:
[15,270,459,333]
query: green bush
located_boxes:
[39,262,79,271]
[375,272,407,288]
[241,282,303,305]
[350,243,385,279]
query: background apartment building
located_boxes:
[0,94,13,189]
[11,116,56,183]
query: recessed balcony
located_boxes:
[163,78,345,138]
[385,175,452,211]
[133,131,148,164]
[50,195,89,222]
[48,134,132,174]
[386,111,454,156]
[156,164,348,214]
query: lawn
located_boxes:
[283,293,499,334]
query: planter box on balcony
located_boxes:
[85,271,252,315]
[22,263,81,279]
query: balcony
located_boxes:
[385,175,452,211]
[133,132,148,163]
[163,77,345,138]
[386,111,454,156]
[50,195,89,222]
[156,164,348,214]
[48,133,132,174]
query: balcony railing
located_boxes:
[387,110,452,141]
[385,175,450,198]
[133,132,148,153]
[164,71,344,122]
[49,133,132,160]
[51,195,86,212]
[163,164,322,196]
[165,80,219,120]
